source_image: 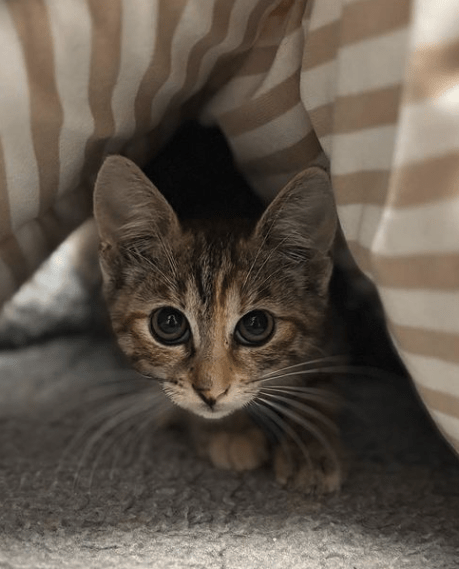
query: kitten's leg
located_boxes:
[273,417,344,494]
[190,411,270,472]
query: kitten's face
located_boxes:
[94,157,337,420]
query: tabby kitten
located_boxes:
[93,146,342,494]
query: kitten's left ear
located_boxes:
[254,166,337,256]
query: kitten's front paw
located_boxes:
[274,440,342,495]
[203,427,269,472]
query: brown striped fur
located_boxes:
[94,156,343,493]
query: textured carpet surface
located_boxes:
[0,242,458,569]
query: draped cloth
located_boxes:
[1,0,458,454]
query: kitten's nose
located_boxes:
[196,391,216,408]
[193,385,228,409]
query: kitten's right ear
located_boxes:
[93,155,179,248]
[253,167,337,296]
[254,166,337,256]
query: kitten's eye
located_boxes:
[150,307,190,345]
[235,310,274,346]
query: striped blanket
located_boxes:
[1,0,458,455]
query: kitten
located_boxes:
[93,134,342,494]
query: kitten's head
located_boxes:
[94,156,337,420]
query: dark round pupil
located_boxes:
[158,309,183,334]
[243,311,268,335]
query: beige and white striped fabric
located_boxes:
[1,0,458,454]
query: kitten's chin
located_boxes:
[176,399,243,420]
[191,407,235,420]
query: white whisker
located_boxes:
[129,246,176,290]
[255,363,401,385]
[248,401,293,464]
[87,409,150,488]
[259,386,339,407]
[257,355,347,381]
[257,396,341,475]
[108,404,172,478]
[73,400,157,486]
[252,400,312,470]
[259,391,338,433]
[56,389,164,485]
[246,235,290,289]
